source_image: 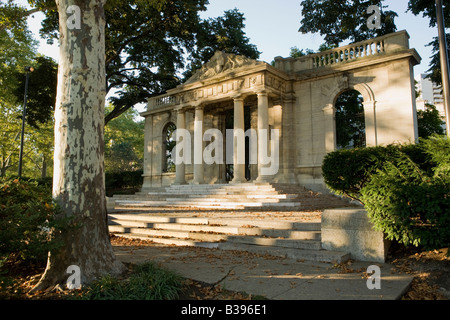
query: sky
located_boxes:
[23,0,438,78]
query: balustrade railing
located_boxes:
[312,40,385,68]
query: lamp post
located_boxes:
[436,0,450,137]
[17,66,34,178]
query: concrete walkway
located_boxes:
[113,242,413,300]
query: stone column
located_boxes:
[174,109,186,185]
[256,91,269,182]
[323,104,336,153]
[231,96,246,183]
[363,101,377,147]
[141,115,153,191]
[192,106,204,184]
[215,111,227,184]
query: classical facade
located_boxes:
[140,30,421,192]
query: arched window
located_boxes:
[335,89,366,149]
[162,122,176,173]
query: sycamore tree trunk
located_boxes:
[33,0,124,291]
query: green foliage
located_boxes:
[104,105,144,173]
[105,170,143,195]
[299,0,398,47]
[360,143,450,250]
[417,104,446,139]
[13,55,58,129]
[0,178,69,263]
[322,146,393,200]
[407,0,450,86]
[77,262,184,300]
[187,8,260,79]
[323,135,450,250]
[335,90,366,149]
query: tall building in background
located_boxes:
[416,73,445,118]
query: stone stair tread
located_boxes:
[225,235,322,250]
[114,233,220,248]
[217,242,350,263]
[108,213,209,225]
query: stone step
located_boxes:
[108,214,321,231]
[217,242,350,264]
[108,213,348,263]
[114,200,301,209]
[115,233,220,249]
[109,220,321,241]
[225,236,322,250]
[108,213,209,225]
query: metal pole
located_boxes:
[18,67,33,178]
[436,0,450,137]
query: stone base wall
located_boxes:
[321,208,391,263]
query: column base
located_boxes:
[255,176,271,183]
[230,178,247,184]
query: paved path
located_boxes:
[113,242,413,300]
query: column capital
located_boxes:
[322,104,336,114]
[256,89,268,96]
[233,94,244,102]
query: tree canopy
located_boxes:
[27,0,260,125]
[299,0,398,47]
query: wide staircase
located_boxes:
[109,182,350,210]
[108,183,356,263]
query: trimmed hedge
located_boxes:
[322,135,450,250]
[322,143,429,201]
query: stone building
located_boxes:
[140,30,421,192]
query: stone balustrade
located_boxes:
[311,39,385,68]
[274,30,413,74]
[148,93,176,110]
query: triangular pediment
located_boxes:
[185,51,265,84]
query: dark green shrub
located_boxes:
[0,178,67,263]
[323,135,449,251]
[105,170,143,189]
[322,146,393,201]
[360,148,450,250]
[322,143,430,201]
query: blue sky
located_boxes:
[25,0,439,78]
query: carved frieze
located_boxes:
[185,51,265,84]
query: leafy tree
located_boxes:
[34,1,259,125]
[417,103,446,139]
[0,2,54,178]
[13,55,58,129]
[0,0,38,107]
[299,0,398,47]
[408,0,450,86]
[335,90,366,149]
[289,47,315,58]
[104,105,144,173]
[184,8,260,80]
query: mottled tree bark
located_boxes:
[32,0,125,292]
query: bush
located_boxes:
[0,178,67,263]
[322,135,450,251]
[322,143,431,201]
[105,170,143,193]
[360,147,450,250]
